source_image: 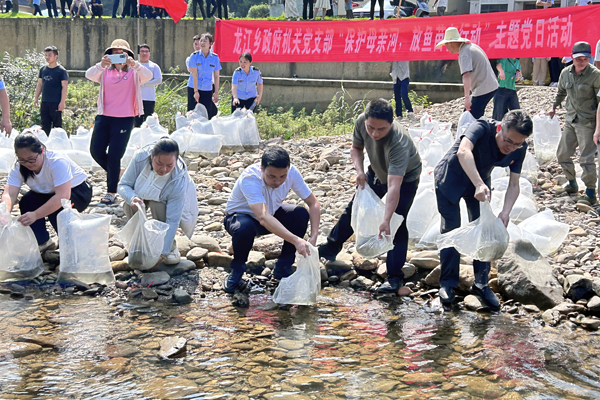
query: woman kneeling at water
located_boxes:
[1,133,92,251]
[118,138,198,266]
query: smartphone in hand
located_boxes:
[107,54,127,64]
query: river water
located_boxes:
[1,287,599,399]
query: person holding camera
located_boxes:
[85,39,152,205]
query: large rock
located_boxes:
[173,288,193,304]
[247,251,266,269]
[253,235,283,259]
[207,252,233,268]
[587,296,600,312]
[424,265,472,290]
[175,236,194,257]
[191,235,221,252]
[140,271,170,287]
[319,147,343,165]
[0,342,43,360]
[159,336,187,359]
[108,246,126,262]
[352,252,379,271]
[563,274,594,301]
[111,260,131,272]
[150,259,196,276]
[411,258,439,270]
[497,240,564,310]
[186,247,208,262]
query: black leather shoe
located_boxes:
[439,286,456,305]
[273,264,293,280]
[377,276,403,294]
[471,284,501,312]
[318,244,337,262]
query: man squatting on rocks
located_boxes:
[550,41,600,206]
[434,110,533,311]
[223,146,321,293]
[319,99,422,294]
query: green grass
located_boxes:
[0,11,43,18]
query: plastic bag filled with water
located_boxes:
[272,243,321,306]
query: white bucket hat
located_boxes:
[435,27,470,48]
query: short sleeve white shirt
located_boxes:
[7,150,87,194]
[226,163,312,217]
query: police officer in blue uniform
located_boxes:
[231,52,263,113]
[188,33,222,119]
[434,110,532,311]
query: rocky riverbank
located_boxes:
[1,86,599,333]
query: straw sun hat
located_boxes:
[104,39,135,58]
[435,27,470,48]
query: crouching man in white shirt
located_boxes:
[223,146,321,294]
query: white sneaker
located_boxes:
[164,248,181,265]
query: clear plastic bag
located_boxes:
[0,131,15,149]
[70,126,92,152]
[63,149,95,171]
[517,209,569,255]
[143,113,169,135]
[46,128,73,151]
[190,118,215,135]
[238,111,260,147]
[272,243,321,305]
[532,112,561,166]
[457,111,476,137]
[507,222,553,256]
[175,112,190,131]
[351,186,404,258]
[437,201,509,262]
[211,116,244,153]
[0,203,44,282]
[187,133,223,158]
[114,204,169,271]
[407,187,437,242]
[189,103,209,121]
[490,190,538,225]
[491,176,534,198]
[57,199,115,284]
[0,148,16,174]
[171,127,193,154]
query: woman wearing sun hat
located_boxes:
[85,39,153,205]
[436,27,498,119]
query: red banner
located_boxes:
[214,6,600,62]
[139,0,187,23]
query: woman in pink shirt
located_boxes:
[85,39,152,205]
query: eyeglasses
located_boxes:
[17,153,40,165]
[501,131,525,149]
[140,50,150,53]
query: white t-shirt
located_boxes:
[577,0,589,5]
[7,150,87,194]
[595,40,600,62]
[226,163,312,217]
[437,0,447,7]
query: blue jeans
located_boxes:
[492,88,520,122]
[394,78,413,118]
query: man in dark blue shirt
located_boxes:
[434,110,533,311]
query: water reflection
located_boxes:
[0,288,599,399]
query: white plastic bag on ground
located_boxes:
[171,127,193,154]
[187,133,223,158]
[491,166,509,181]
[189,103,209,121]
[212,116,244,152]
[417,214,441,249]
[175,112,190,131]
[457,111,476,137]
[517,209,569,255]
[437,201,509,262]
[70,126,92,152]
[0,131,15,149]
[407,187,437,242]
[57,199,114,284]
[180,178,199,238]
[0,148,16,174]
[114,205,169,270]
[532,112,561,166]
[46,128,73,151]
[491,176,534,198]
[238,111,260,147]
[0,203,44,282]
[507,222,553,256]
[520,151,538,182]
[190,118,214,135]
[129,126,164,149]
[272,243,321,305]
[63,149,95,171]
[351,186,404,258]
[22,126,48,143]
[143,113,168,135]
[491,190,538,224]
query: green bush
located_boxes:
[247,3,270,18]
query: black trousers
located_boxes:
[46,0,58,16]
[231,97,256,113]
[369,0,384,18]
[469,89,496,119]
[548,57,562,83]
[320,168,419,278]
[59,0,71,16]
[187,86,217,119]
[436,189,491,289]
[302,0,313,19]
[192,0,206,18]
[90,115,134,193]
[134,100,156,127]
[33,4,42,15]
[19,181,92,245]
[90,4,102,16]
[112,0,119,17]
[215,0,227,18]
[224,204,309,273]
[40,102,62,135]
[121,0,137,17]
[492,88,520,122]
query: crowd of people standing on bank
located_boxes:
[0,22,600,313]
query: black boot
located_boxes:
[439,286,455,305]
[470,284,500,312]
[377,276,403,294]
